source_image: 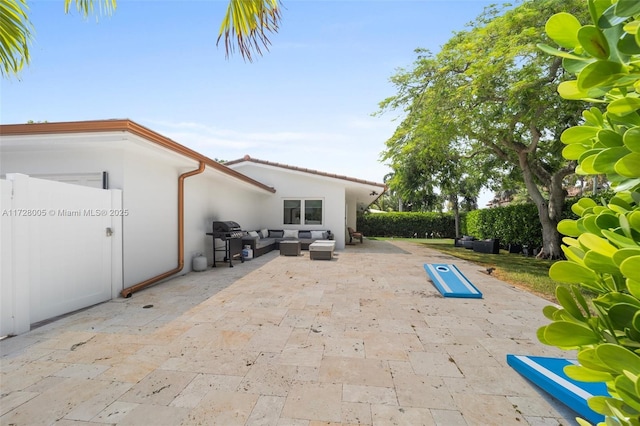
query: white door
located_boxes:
[1,175,119,335]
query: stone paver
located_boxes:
[1,240,578,425]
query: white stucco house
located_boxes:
[0,119,385,335]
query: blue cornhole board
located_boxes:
[507,354,608,424]
[423,263,482,298]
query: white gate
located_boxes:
[1,174,122,336]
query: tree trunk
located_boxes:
[451,194,460,238]
[518,152,566,259]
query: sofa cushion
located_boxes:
[260,228,269,239]
[311,230,325,240]
[298,230,312,239]
[269,230,284,238]
[255,238,276,249]
[248,231,260,238]
[283,229,298,239]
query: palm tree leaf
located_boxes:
[217,0,282,62]
[0,0,32,78]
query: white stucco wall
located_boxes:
[227,163,347,249]
[183,170,272,266]
[0,132,274,292]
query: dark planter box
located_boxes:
[508,244,522,254]
[472,239,500,254]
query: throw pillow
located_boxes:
[270,230,284,238]
[283,229,298,239]
[311,230,325,239]
[248,231,259,238]
[260,228,269,239]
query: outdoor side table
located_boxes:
[280,240,301,256]
[309,240,335,260]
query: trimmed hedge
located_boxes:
[358,212,456,238]
[465,204,542,246]
[359,191,614,246]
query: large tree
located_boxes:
[0,0,281,78]
[379,0,589,258]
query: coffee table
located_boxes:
[280,240,301,256]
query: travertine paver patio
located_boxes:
[1,240,578,425]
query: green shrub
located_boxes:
[537,2,640,424]
[359,212,456,238]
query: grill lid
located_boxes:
[212,221,241,233]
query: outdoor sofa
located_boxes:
[242,229,332,258]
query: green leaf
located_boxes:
[620,255,640,281]
[596,343,640,375]
[562,58,596,76]
[629,278,640,298]
[602,229,638,248]
[549,261,599,285]
[543,321,601,346]
[562,143,589,160]
[614,374,640,412]
[556,285,586,321]
[581,215,602,235]
[561,126,600,144]
[597,129,623,147]
[564,364,613,382]
[587,396,623,418]
[577,60,625,90]
[577,347,617,373]
[562,245,586,265]
[572,285,591,317]
[629,211,640,232]
[536,43,590,61]
[608,303,640,331]
[572,197,598,216]
[542,305,560,320]
[578,25,610,59]
[578,154,599,174]
[584,250,621,275]
[593,147,632,174]
[612,248,640,267]
[610,195,633,211]
[615,152,640,177]
[598,3,628,28]
[545,13,582,49]
[622,127,640,152]
[583,107,604,126]
[614,0,640,17]
[618,32,640,55]
[579,232,619,256]
[608,97,640,116]
[594,214,619,234]
[558,219,581,237]
[537,325,551,345]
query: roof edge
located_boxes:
[0,120,276,194]
[225,155,387,189]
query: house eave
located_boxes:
[0,120,276,194]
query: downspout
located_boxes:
[120,161,206,298]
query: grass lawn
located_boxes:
[371,237,560,303]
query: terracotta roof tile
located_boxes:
[225,155,387,189]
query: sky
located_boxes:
[1,0,498,205]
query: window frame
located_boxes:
[283,198,324,226]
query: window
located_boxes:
[283,199,323,225]
[283,200,301,224]
[304,200,322,225]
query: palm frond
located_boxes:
[217,0,282,62]
[63,0,116,17]
[0,0,33,78]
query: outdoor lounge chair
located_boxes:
[348,227,363,244]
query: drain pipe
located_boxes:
[120,161,206,298]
